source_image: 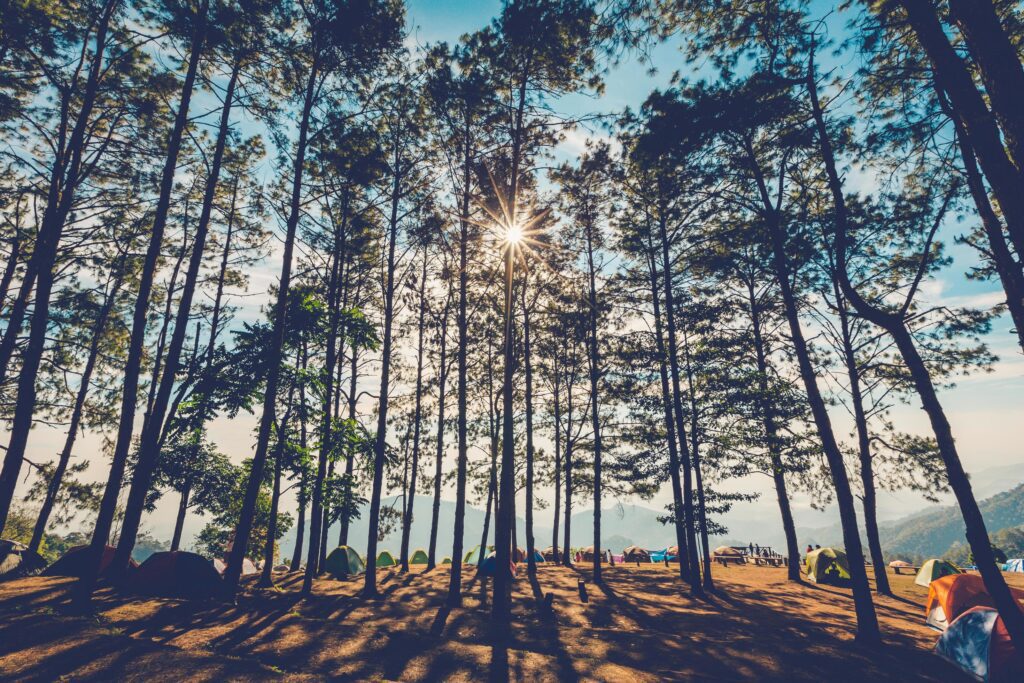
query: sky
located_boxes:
[11,0,1024,551]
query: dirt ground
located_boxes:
[2,561,1021,681]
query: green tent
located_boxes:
[463,545,494,565]
[324,546,365,579]
[410,548,429,565]
[376,551,397,568]
[915,559,962,587]
[805,547,851,585]
[441,557,452,565]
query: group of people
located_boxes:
[746,543,783,559]
[805,544,822,557]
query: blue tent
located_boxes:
[477,555,517,579]
[1005,558,1024,573]
[531,550,545,563]
[650,549,677,563]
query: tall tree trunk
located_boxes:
[745,279,801,581]
[29,265,124,552]
[227,56,319,598]
[809,56,1023,645]
[363,138,403,598]
[522,269,537,574]
[681,331,713,590]
[427,298,450,569]
[832,287,891,595]
[947,0,1024,176]
[291,358,310,572]
[0,0,120,533]
[655,198,701,593]
[447,119,472,606]
[79,2,208,599]
[551,355,562,563]
[562,354,574,567]
[114,56,238,575]
[494,241,516,618]
[938,90,1024,353]
[645,228,690,584]
[338,343,359,546]
[170,483,190,552]
[897,0,1024,258]
[583,219,604,583]
[400,253,428,571]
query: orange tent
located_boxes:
[925,574,1024,631]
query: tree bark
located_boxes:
[115,58,239,573]
[745,279,801,581]
[808,55,1023,646]
[427,297,450,569]
[79,2,208,600]
[228,55,318,598]
[400,253,428,571]
[522,269,537,574]
[29,265,124,552]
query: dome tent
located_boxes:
[376,551,397,568]
[463,545,494,565]
[889,560,912,568]
[542,546,563,562]
[623,546,651,563]
[935,607,1024,682]
[128,551,222,599]
[324,546,365,579]
[410,549,429,565]
[0,539,46,582]
[441,557,452,565]
[477,554,516,579]
[44,544,137,578]
[1003,558,1024,573]
[805,547,851,585]
[914,558,963,587]
[924,573,1024,631]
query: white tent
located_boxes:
[1004,558,1024,573]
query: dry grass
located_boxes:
[2,562,1021,681]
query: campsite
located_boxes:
[2,552,1024,681]
[3,0,1024,679]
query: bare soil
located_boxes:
[2,562,1020,681]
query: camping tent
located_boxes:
[713,546,743,558]
[44,544,137,578]
[478,555,517,579]
[623,546,651,563]
[376,551,397,568]
[542,546,563,562]
[0,539,46,582]
[324,546,366,579]
[889,560,912,568]
[805,547,851,585]
[463,545,494,565]
[1004,559,1024,573]
[924,573,1024,631]
[579,546,604,563]
[650,549,676,563]
[915,558,963,587]
[513,547,527,563]
[128,551,222,598]
[441,557,452,565]
[410,549,429,565]
[212,557,259,575]
[935,607,1024,682]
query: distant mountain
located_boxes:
[799,483,1024,562]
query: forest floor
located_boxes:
[2,561,1021,681]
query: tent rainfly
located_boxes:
[914,558,963,587]
[935,607,1024,682]
[1004,558,1024,573]
[324,546,365,579]
[463,545,494,565]
[376,551,397,568]
[924,573,1024,631]
[805,547,851,585]
[410,549,429,565]
[623,546,651,563]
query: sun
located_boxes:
[505,224,524,245]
